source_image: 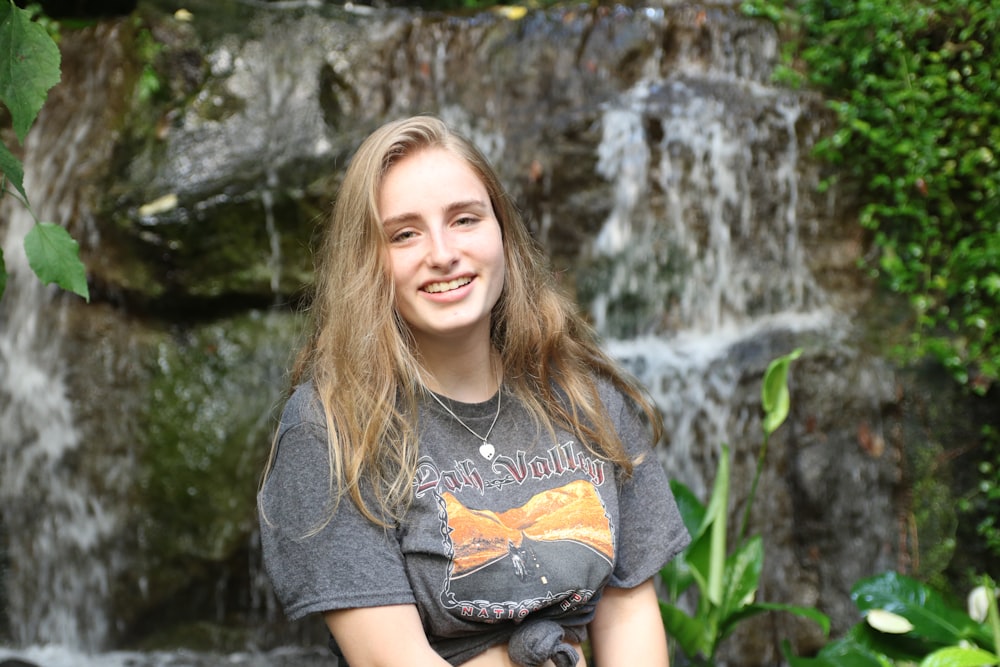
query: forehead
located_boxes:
[378,148,490,218]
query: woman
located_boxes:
[258,115,690,667]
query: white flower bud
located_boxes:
[865,609,915,634]
[968,585,992,623]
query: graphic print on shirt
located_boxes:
[414,441,616,623]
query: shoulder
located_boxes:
[592,373,655,459]
[593,373,635,421]
[278,380,327,436]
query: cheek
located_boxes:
[386,248,410,287]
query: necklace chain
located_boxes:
[427,388,502,448]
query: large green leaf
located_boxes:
[852,572,994,649]
[683,525,713,601]
[670,479,706,536]
[661,481,707,600]
[0,0,62,142]
[703,444,731,606]
[660,555,695,601]
[921,646,999,667]
[23,222,89,300]
[660,602,708,659]
[782,634,894,667]
[720,535,763,618]
[0,138,27,201]
[761,348,802,434]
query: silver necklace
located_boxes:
[427,388,501,460]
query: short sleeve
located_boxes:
[606,390,691,589]
[257,384,416,621]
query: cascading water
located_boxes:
[0,85,118,652]
[588,58,837,500]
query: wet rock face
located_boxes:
[7,1,990,663]
[92,1,825,315]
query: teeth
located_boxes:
[424,277,471,294]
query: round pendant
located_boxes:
[479,442,496,460]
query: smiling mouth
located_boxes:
[423,277,472,294]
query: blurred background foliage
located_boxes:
[741,0,1000,586]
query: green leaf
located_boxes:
[23,222,89,300]
[920,646,999,667]
[0,0,62,142]
[660,602,708,659]
[852,572,994,648]
[761,348,802,435]
[783,634,893,667]
[704,444,731,606]
[0,137,27,202]
[659,553,695,600]
[721,535,764,618]
[670,479,707,536]
[683,525,713,600]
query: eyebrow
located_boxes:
[381,199,491,228]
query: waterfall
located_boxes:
[590,70,837,497]
[0,23,139,651]
[0,110,116,652]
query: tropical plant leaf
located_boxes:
[660,602,707,659]
[660,554,695,601]
[23,222,89,300]
[782,635,893,667]
[0,0,62,142]
[683,526,713,600]
[920,646,999,667]
[671,479,706,536]
[852,572,993,648]
[0,139,27,202]
[704,444,731,606]
[720,535,763,618]
[761,348,802,434]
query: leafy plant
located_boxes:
[0,0,89,301]
[660,349,829,664]
[741,0,999,394]
[959,425,1000,570]
[784,572,999,667]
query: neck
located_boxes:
[416,335,500,403]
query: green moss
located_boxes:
[908,441,958,589]
[134,309,303,596]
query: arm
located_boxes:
[324,604,452,667]
[588,579,670,667]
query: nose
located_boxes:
[427,225,458,268]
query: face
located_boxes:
[379,147,506,350]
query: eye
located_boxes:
[454,215,479,226]
[389,229,417,243]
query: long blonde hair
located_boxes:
[269,115,663,526]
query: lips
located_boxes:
[422,276,473,294]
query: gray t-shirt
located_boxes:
[258,379,690,665]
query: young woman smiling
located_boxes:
[258,116,690,667]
